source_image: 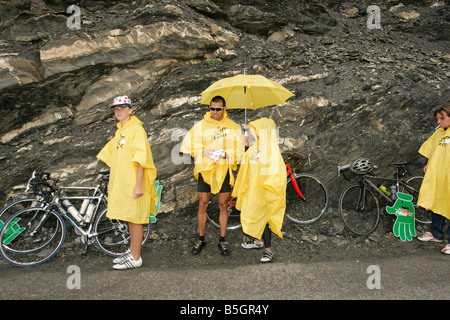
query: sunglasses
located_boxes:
[210,107,224,111]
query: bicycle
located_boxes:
[0,171,59,227]
[337,158,431,236]
[207,152,329,229]
[0,170,151,267]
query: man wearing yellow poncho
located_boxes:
[97,96,158,269]
[417,104,450,255]
[232,118,287,262]
[180,96,244,256]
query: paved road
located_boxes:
[1,250,448,308]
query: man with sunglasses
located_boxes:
[180,96,244,256]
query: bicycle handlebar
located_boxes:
[25,169,110,196]
[26,170,54,192]
[337,163,352,177]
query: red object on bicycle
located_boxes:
[286,163,305,200]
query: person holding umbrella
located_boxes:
[180,96,244,256]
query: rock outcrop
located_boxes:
[0,0,448,213]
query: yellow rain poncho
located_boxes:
[418,127,450,219]
[97,116,158,224]
[232,118,287,239]
[180,111,244,194]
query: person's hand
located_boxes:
[133,184,144,199]
[203,149,225,163]
[386,192,416,241]
[203,148,213,158]
[214,149,226,162]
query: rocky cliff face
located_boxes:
[0,0,449,212]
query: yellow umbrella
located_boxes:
[201,74,294,125]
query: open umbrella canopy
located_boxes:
[201,74,294,110]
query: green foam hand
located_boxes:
[150,181,163,223]
[386,192,416,241]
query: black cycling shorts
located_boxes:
[197,172,231,193]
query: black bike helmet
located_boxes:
[350,158,374,174]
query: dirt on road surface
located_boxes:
[0,202,448,302]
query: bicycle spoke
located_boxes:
[401,176,431,224]
[339,184,380,235]
[93,208,152,257]
[207,196,241,230]
[0,197,46,225]
[0,207,65,267]
[285,174,328,224]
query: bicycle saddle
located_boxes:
[388,161,408,167]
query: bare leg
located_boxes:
[217,192,230,237]
[129,222,143,260]
[197,192,210,236]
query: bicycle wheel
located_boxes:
[285,173,329,224]
[0,197,46,225]
[93,208,152,257]
[0,207,66,267]
[339,184,380,236]
[401,176,431,224]
[206,195,241,230]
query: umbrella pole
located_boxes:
[244,86,249,146]
[245,108,247,127]
[244,86,247,127]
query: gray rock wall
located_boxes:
[0,0,448,212]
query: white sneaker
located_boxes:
[113,255,142,270]
[241,240,264,249]
[112,249,131,264]
[260,250,273,263]
[442,244,450,255]
[418,232,443,242]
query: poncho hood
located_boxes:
[249,117,276,135]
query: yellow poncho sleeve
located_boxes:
[417,128,450,219]
[97,116,158,224]
[232,118,286,239]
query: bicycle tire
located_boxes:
[339,184,380,236]
[206,195,241,230]
[285,173,329,224]
[93,208,152,257]
[400,176,431,224]
[0,197,46,224]
[0,207,66,267]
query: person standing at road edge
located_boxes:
[417,104,450,254]
[97,96,158,269]
[180,96,244,256]
[232,118,286,262]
